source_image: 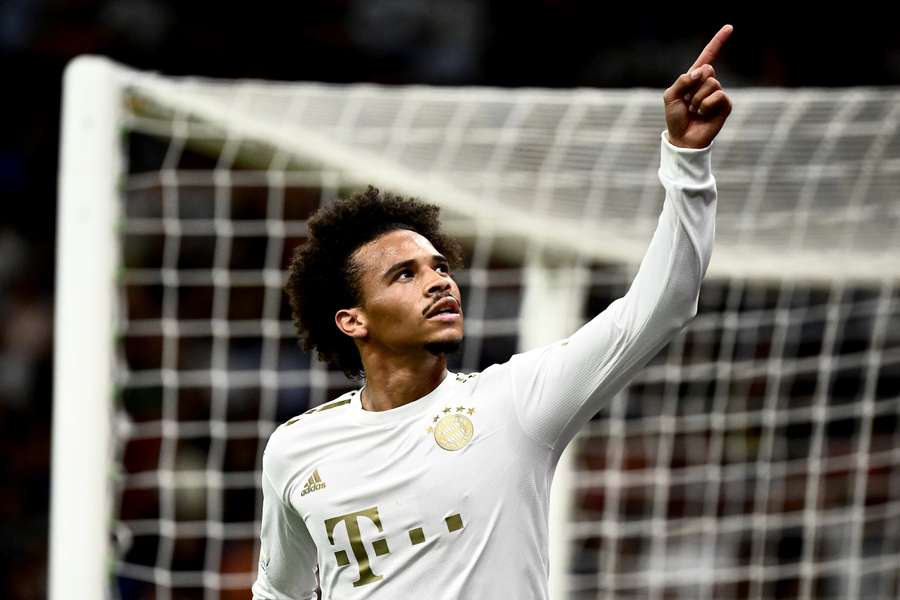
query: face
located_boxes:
[336,229,464,356]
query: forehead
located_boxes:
[352,229,440,274]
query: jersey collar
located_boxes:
[349,370,457,426]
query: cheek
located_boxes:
[366,288,420,327]
[450,279,463,304]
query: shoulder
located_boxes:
[283,390,359,427]
[263,390,359,469]
[452,365,515,406]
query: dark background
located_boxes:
[1,1,898,597]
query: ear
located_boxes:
[335,307,368,339]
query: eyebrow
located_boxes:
[382,254,448,279]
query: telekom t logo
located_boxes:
[324,505,465,587]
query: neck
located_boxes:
[359,349,447,412]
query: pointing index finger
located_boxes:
[690,24,733,71]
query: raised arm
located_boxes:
[508,26,733,454]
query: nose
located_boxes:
[425,270,451,296]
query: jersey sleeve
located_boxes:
[252,436,319,600]
[508,130,717,453]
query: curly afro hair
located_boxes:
[284,186,464,378]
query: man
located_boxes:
[253,25,733,599]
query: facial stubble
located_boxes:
[424,339,462,357]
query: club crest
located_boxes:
[426,405,476,451]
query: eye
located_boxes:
[435,263,451,275]
[396,269,414,281]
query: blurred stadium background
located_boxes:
[4,2,900,599]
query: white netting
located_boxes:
[57,62,900,599]
[127,79,900,282]
[568,277,900,599]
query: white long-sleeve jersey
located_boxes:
[252,131,717,599]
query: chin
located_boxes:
[424,331,464,357]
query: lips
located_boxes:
[424,296,462,319]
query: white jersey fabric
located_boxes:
[253,131,717,599]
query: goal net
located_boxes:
[52,57,900,599]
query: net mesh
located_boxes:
[106,74,900,599]
[569,277,900,599]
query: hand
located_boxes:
[664,24,734,149]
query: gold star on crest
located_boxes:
[467,408,475,415]
[433,416,440,423]
[456,406,465,412]
[442,406,451,413]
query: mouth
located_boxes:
[424,296,462,321]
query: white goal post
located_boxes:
[53,56,900,599]
[51,56,122,600]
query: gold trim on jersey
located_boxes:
[316,398,352,412]
[283,394,355,426]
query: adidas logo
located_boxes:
[300,469,326,496]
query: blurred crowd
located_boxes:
[2,1,899,598]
